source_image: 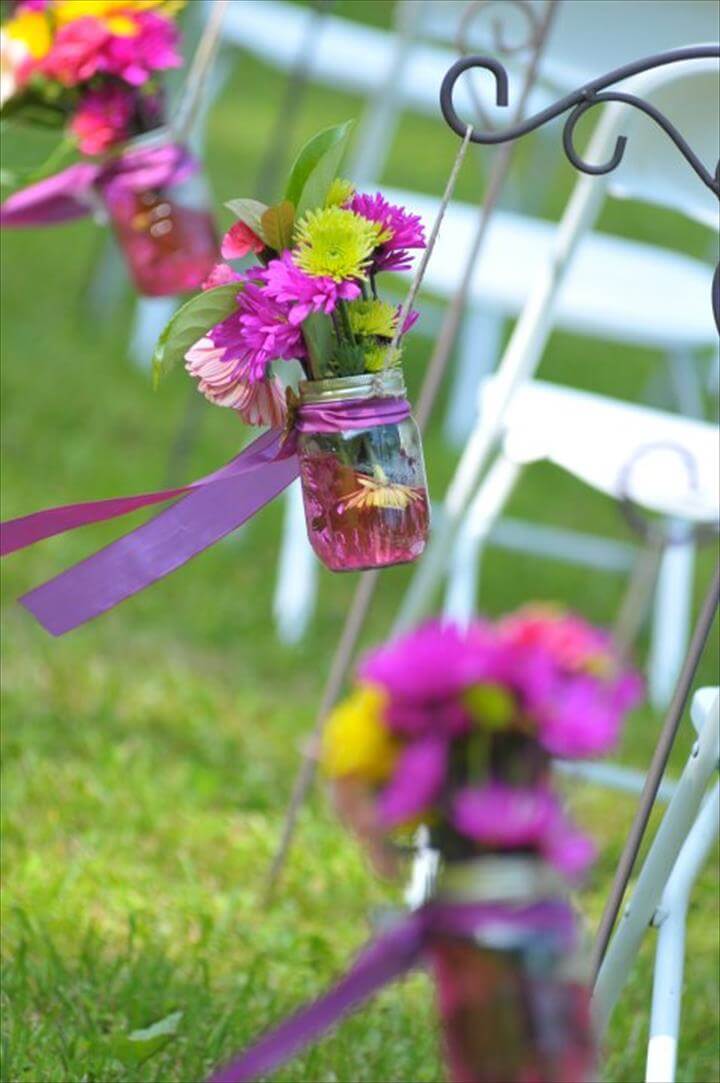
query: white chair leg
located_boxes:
[273,480,318,645]
[444,453,521,626]
[592,690,719,1036]
[645,783,719,1083]
[443,309,504,447]
[85,235,127,320]
[129,297,180,370]
[393,107,623,637]
[648,538,696,711]
[346,0,422,186]
[666,348,704,420]
[404,826,440,910]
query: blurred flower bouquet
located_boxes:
[211,608,642,1083]
[0,0,218,295]
[156,121,430,571]
[1,124,429,629]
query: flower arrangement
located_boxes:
[323,606,642,877]
[208,607,641,1083]
[156,120,431,572]
[0,124,431,630]
[1,0,183,155]
[0,0,219,297]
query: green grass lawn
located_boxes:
[1,4,719,1080]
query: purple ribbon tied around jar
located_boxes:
[0,396,411,635]
[0,142,197,228]
[208,898,576,1083]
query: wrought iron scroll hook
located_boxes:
[440,45,720,196]
[439,45,720,330]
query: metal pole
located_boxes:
[590,563,720,980]
[645,784,720,1083]
[263,0,560,898]
[591,692,719,1034]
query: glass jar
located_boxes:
[296,371,430,572]
[427,865,595,1083]
[101,131,218,297]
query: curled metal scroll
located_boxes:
[456,0,542,60]
[454,0,544,133]
[617,441,719,548]
[440,45,720,328]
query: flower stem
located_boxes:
[338,300,356,344]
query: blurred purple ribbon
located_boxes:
[1,398,410,635]
[0,142,197,228]
[209,900,574,1083]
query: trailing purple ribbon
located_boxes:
[0,142,197,228]
[1,397,411,635]
[209,899,575,1083]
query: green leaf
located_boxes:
[110,1010,183,1068]
[152,284,240,387]
[301,312,334,380]
[285,120,354,219]
[260,200,295,252]
[224,197,269,241]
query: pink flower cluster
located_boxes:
[39,12,181,88]
[357,612,642,879]
[69,84,135,155]
[185,193,426,412]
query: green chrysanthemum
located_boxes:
[325,177,356,207]
[364,344,402,372]
[295,206,385,282]
[348,299,398,339]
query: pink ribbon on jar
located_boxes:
[0,142,197,228]
[0,397,411,635]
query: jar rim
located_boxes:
[299,369,406,404]
[104,125,175,161]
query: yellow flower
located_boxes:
[364,345,401,372]
[463,682,517,730]
[341,465,424,513]
[53,0,186,34]
[325,177,355,207]
[321,684,397,782]
[4,10,51,59]
[294,206,385,282]
[348,299,397,339]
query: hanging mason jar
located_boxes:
[427,859,596,1083]
[296,370,430,572]
[100,129,219,298]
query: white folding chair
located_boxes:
[593,687,719,1083]
[395,58,719,708]
[442,379,718,702]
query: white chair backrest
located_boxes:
[484,379,720,522]
[606,57,719,229]
[421,2,719,226]
[421,0,719,91]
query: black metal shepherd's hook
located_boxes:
[440,43,720,982]
[440,45,720,330]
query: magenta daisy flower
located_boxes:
[347,192,426,272]
[260,251,361,325]
[208,282,305,383]
[451,782,595,878]
[359,621,494,738]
